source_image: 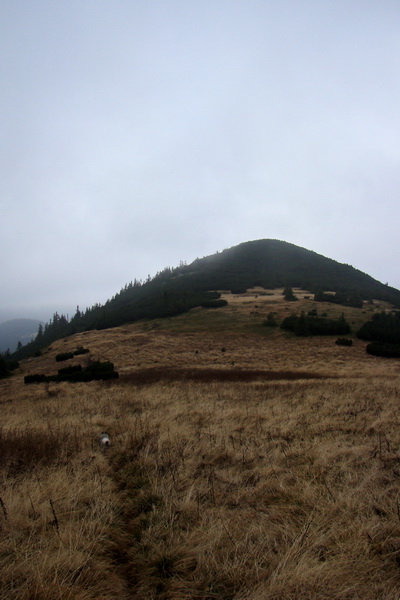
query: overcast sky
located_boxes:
[1,0,399,323]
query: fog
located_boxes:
[1,1,399,323]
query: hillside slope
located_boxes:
[17,287,398,382]
[180,239,400,303]
[2,288,400,599]
[13,239,400,359]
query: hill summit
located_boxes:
[177,239,399,302]
[13,239,400,358]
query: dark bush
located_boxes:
[0,356,10,379]
[73,346,90,356]
[281,312,351,336]
[314,291,363,308]
[0,355,19,379]
[85,361,119,380]
[24,374,48,383]
[58,365,83,376]
[283,287,298,301]
[25,361,119,383]
[201,299,228,308]
[366,342,400,358]
[263,312,278,327]
[335,338,353,346]
[55,352,74,362]
[357,311,400,344]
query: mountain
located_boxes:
[0,318,41,353]
[177,239,400,303]
[12,239,400,359]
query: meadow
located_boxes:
[1,289,400,599]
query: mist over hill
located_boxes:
[0,319,42,353]
[12,239,400,359]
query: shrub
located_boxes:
[85,361,119,380]
[0,356,10,379]
[357,311,400,344]
[25,361,119,383]
[314,291,363,308]
[366,342,400,358]
[201,299,228,308]
[24,374,48,383]
[55,352,74,362]
[283,287,298,301]
[58,365,83,376]
[0,355,19,379]
[335,338,353,346]
[263,312,278,327]
[73,346,90,356]
[281,312,351,336]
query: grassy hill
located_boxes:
[2,289,400,598]
[13,239,400,360]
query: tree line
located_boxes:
[12,270,222,360]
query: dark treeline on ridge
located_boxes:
[13,272,222,359]
[12,239,400,360]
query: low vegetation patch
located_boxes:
[366,342,400,358]
[263,312,278,327]
[55,351,74,362]
[24,360,119,384]
[283,286,298,301]
[281,312,351,336]
[73,346,90,356]
[358,311,400,344]
[201,299,228,308]
[357,312,400,357]
[0,355,19,379]
[335,337,353,346]
[314,290,363,308]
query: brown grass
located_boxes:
[1,289,400,598]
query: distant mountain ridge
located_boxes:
[0,318,42,353]
[13,239,400,359]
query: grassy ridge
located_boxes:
[1,289,400,598]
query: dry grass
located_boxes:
[1,289,400,598]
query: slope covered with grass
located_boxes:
[2,288,400,599]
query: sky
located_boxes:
[1,0,400,323]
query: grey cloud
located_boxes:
[1,0,399,323]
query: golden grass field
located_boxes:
[1,289,400,599]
